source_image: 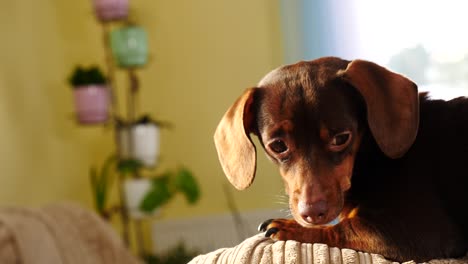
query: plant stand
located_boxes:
[75,7,152,255]
[73,2,200,259]
[105,28,146,252]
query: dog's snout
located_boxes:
[298,200,329,225]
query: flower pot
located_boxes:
[123,178,160,219]
[92,0,128,22]
[110,26,148,68]
[73,85,109,124]
[117,123,160,167]
[131,123,159,167]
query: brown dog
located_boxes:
[214,57,468,262]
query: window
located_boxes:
[280,0,468,99]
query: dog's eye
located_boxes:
[333,133,350,146]
[269,139,288,154]
[330,131,351,151]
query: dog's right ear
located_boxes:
[214,88,258,190]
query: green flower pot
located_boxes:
[110,26,148,68]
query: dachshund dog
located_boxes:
[214,57,468,262]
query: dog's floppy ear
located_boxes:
[214,88,258,190]
[340,59,419,158]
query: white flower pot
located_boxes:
[123,178,160,219]
[131,123,159,167]
[117,123,160,167]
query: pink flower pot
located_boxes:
[73,85,110,124]
[92,0,129,22]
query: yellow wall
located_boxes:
[0,0,285,220]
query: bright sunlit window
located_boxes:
[281,0,468,99]
[352,0,468,99]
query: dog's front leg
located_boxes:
[259,218,387,255]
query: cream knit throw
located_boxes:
[189,233,468,264]
[0,203,141,264]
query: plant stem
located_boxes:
[118,172,131,246]
[101,23,120,120]
[134,219,146,257]
[223,184,251,241]
[127,69,139,123]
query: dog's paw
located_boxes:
[258,218,303,241]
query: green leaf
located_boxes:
[174,167,200,204]
[69,65,107,87]
[117,159,142,175]
[90,166,106,213]
[89,155,117,216]
[87,66,107,84]
[89,167,98,191]
[101,155,117,188]
[139,177,173,212]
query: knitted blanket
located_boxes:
[189,233,468,264]
[0,203,141,264]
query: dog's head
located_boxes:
[214,57,419,227]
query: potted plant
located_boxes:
[117,115,170,168]
[92,0,129,22]
[110,24,148,68]
[69,66,110,124]
[139,167,200,213]
[130,115,160,167]
[117,159,156,218]
[118,159,200,219]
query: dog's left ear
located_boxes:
[214,88,258,190]
[339,59,419,158]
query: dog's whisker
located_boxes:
[279,208,293,218]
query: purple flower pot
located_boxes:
[73,85,110,124]
[92,0,128,22]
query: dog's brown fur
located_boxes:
[214,57,468,262]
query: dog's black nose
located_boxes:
[298,200,328,224]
